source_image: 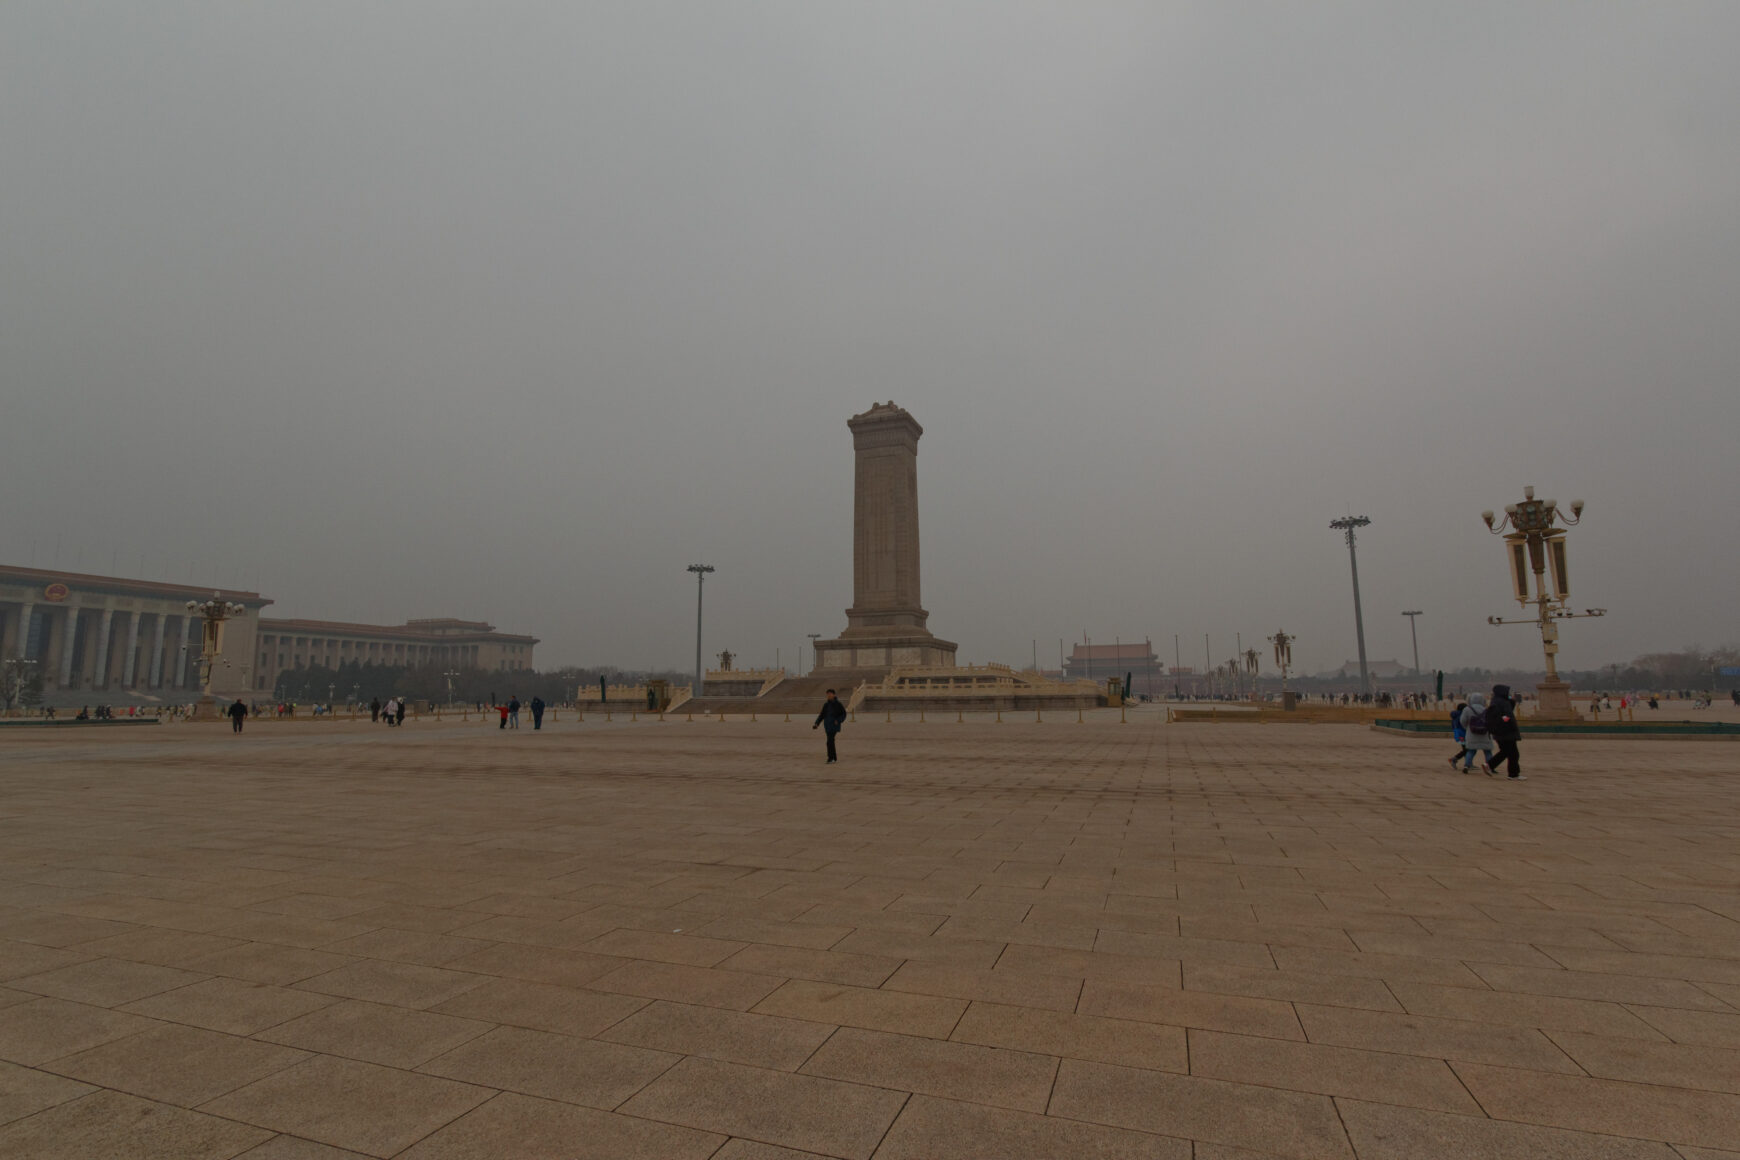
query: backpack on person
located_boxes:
[1467,709,1489,736]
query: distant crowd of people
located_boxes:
[1167,690,1446,707]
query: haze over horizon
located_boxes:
[4,3,1736,677]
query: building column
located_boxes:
[121,612,143,688]
[92,608,115,690]
[5,602,29,660]
[147,613,166,688]
[174,615,192,688]
[58,608,79,687]
[42,610,64,684]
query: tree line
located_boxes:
[247,641,1740,707]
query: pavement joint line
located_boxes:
[5,717,1740,1154]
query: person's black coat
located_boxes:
[1487,684,1521,740]
[814,699,847,733]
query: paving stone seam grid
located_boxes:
[7,1059,490,1160]
[7,902,1735,1004]
[32,1015,321,1109]
[12,1029,729,1159]
[3,720,1740,1154]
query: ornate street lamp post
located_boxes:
[184,593,245,713]
[1270,630,1295,708]
[1243,648,1260,701]
[1482,486,1605,721]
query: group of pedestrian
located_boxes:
[495,696,547,730]
[367,696,407,726]
[1445,683,1524,779]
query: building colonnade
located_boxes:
[3,600,206,692]
[253,617,537,692]
[256,633,487,690]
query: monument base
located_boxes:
[812,633,957,678]
[1532,679,1578,722]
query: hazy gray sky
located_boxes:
[4,3,1736,676]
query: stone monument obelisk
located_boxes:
[812,402,957,677]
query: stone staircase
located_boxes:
[676,675,853,717]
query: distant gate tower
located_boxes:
[812,402,957,676]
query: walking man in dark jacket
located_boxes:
[227,698,248,733]
[530,696,545,730]
[1486,684,1524,780]
[813,689,847,764]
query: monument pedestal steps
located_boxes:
[677,677,841,717]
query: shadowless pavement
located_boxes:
[1,711,1737,1159]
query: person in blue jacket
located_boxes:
[1445,700,1468,769]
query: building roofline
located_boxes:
[258,616,537,644]
[0,563,271,606]
[1066,644,1160,658]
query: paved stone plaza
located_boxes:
[1,712,1738,1159]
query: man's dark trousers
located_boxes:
[1493,737,1521,777]
[231,717,243,733]
[825,729,838,762]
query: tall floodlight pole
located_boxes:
[1329,516,1373,696]
[687,564,714,697]
[1401,611,1423,674]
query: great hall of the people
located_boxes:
[0,563,536,700]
